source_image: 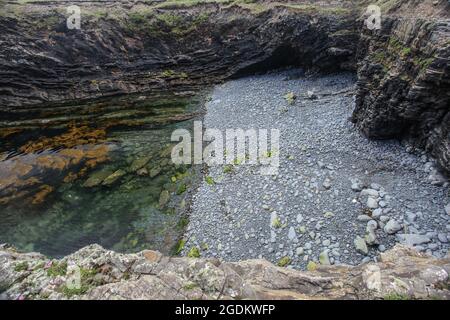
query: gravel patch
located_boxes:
[183,70,450,269]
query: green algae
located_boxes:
[188,246,201,258]
[277,256,291,267]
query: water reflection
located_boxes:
[0,92,203,257]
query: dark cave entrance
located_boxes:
[230,45,312,78]
[230,43,353,79]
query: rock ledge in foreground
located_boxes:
[0,244,449,300]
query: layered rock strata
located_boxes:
[1,243,449,300]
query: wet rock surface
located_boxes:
[0,94,204,257]
[183,71,449,269]
[0,243,449,300]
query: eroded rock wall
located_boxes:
[1,1,448,173]
[0,243,449,300]
[352,0,450,173]
[0,0,358,107]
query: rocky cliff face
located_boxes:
[0,0,357,108]
[0,243,449,300]
[1,1,448,173]
[1,2,450,300]
[352,0,450,174]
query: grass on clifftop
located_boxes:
[126,10,210,37]
[1,0,353,20]
[375,0,403,13]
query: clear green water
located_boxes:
[0,93,202,257]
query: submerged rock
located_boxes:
[130,157,152,172]
[102,169,126,186]
[159,190,170,208]
[149,166,162,178]
[83,170,115,188]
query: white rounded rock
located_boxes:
[367,197,378,209]
[384,219,402,234]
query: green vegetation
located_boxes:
[176,183,187,195]
[413,56,434,71]
[47,261,68,277]
[223,165,234,174]
[160,69,189,80]
[60,267,101,297]
[32,13,61,31]
[126,10,210,37]
[371,36,435,74]
[156,0,234,9]
[90,10,108,20]
[306,261,317,271]
[182,282,199,290]
[234,1,267,14]
[330,29,356,37]
[401,47,411,56]
[277,256,291,267]
[388,37,412,59]
[14,261,29,272]
[161,69,177,77]
[376,0,402,13]
[233,157,243,165]
[187,246,201,258]
[61,285,88,297]
[280,3,350,15]
[172,239,186,255]
[47,263,103,297]
[284,92,296,105]
[176,216,189,230]
[272,217,282,229]
[205,176,215,185]
[33,262,45,271]
[384,292,410,300]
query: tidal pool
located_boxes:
[0,92,204,257]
